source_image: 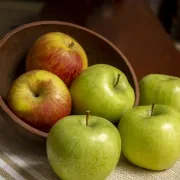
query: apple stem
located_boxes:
[151,103,155,116]
[114,74,120,87]
[69,42,74,48]
[86,110,90,126]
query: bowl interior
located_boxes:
[0,21,139,139]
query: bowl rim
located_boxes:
[0,20,139,139]
[0,96,48,137]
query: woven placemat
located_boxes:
[0,114,180,180]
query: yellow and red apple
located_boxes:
[7,70,72,132]
[26,32,88,87]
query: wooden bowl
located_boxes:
[0,21,139,142]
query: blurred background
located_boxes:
[0,0,180,46]
[0,1,44,38]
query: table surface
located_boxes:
[40,0,180,81]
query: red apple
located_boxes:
[7,70,72,132]
[26,32,88,87]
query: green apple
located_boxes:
[47,111,121,180]
[69,64,135,124]
[139,74,180,111]
[7,70,72,132]
[118,104,180,171]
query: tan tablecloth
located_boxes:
[0,114,180,180]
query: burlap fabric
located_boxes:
[0,114,180,180]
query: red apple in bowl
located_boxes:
[26,32,88,87]
[7,70,72,132]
